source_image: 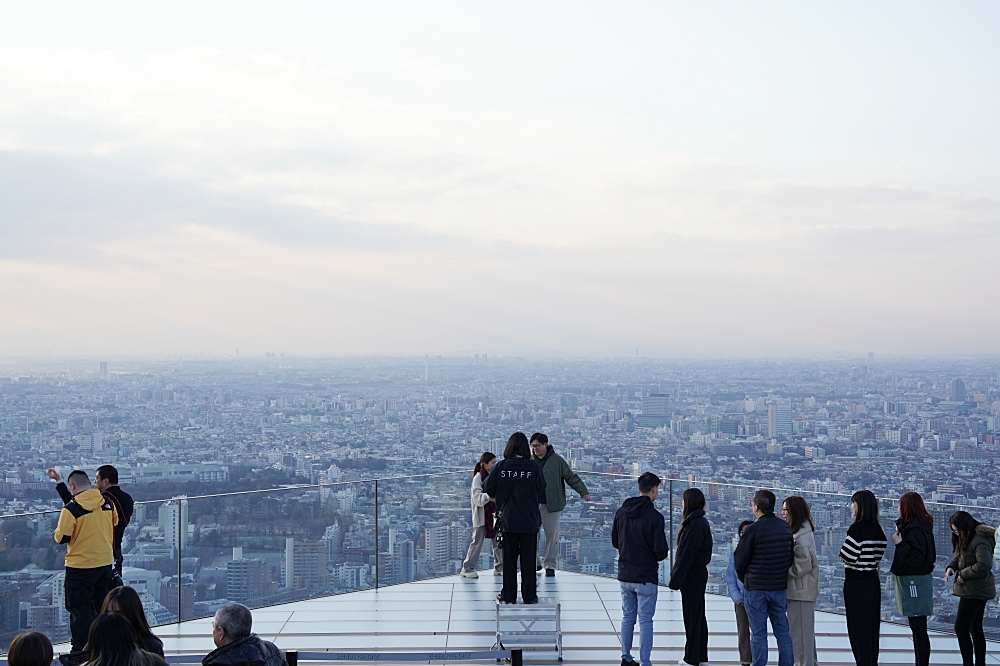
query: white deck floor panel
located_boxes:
[51,571,1000,665]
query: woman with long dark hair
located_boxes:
[838,490,887,666]
[82,613,168,666]
[946,511,995,666]
[783,496,818,666]
[484,432,546,604]
[668,487,713,666]
[460,452,502,578]
[101,586,164,657]
[889,492,935,666]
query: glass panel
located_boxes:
[182,482,375,621]
[565,472,648,579]
[375,472,472,585]
[0,509,67,651]
[121,500,175,628]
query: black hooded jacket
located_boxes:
[483,456,546,534]
[734,513,794,591]
[202,634,286,666]
[669,508,713,589]
[890,518,936,576]
[612,496,669,584]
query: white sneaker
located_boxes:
[459,571,478,578]
[678,660,695,666]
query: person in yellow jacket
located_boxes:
[52,469,118,653]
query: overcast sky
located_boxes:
[1,2,998,358]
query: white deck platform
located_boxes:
[73,572,1000,665]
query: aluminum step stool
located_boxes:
[496,597,562,662]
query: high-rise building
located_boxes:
[637,394,670,427]
[951,378,966,402]
[0,581,19,634]
[425,525,450,564]
[99,361,108,377]
[227,558,272,603]
[767,401,792,438]
[285,538,330,592]
[159,499,189,554]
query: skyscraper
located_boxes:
[99,362,108,378]
[951,378,966,402]
[768,400,792,438]
[637,394,670,427]
[284,538,330,592]
[227,558,272,603]
[159,499,189,555]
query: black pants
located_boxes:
[501,532,538,604]
[65,565,113,652]
[844,576,880,666]
[680,567,709,666]
[955,598,987,666]
[907,616,930,666]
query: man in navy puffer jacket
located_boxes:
[734,490,794,666]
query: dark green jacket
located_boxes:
[536,447,588,513]
[947,524,996,601]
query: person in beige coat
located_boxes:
[783,496,819,666]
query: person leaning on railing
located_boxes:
[889,492,935,666]
[945,512,995,666]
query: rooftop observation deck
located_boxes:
[55,571,1000,666]
[6,473,1000,664]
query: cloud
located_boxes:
[0,42,998,357]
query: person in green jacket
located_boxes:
[530,433,590,576]
[945,512,995,666]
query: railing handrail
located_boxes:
[3,467,998,520]
[0,470,470,519]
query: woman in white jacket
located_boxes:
[460,452,502,578]
[783,496,819,666]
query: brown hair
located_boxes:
[473,452,496,475]
[898,492,932,526]
[7,632,53,666]
[782,496,814,533]
[101,586,161,649]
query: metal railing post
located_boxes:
[668,480,674,569]
[374,479,379,590]
[176,498,182,623]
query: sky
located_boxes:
[1,2,998,358]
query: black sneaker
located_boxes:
[545,568,555,577]
[621,659,639,666]
[536,564,543,572]
[496,593,511,605]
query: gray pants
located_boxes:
[461,526,502,574]
[787,599,817,666]
[735,602,752,664]
[537,504,561,570]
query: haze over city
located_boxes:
[3,2,999,357]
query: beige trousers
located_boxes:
[537,503,561,570]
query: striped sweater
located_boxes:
[839,521,887,579]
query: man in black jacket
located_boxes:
[611,472,669,666]
[733,490,794,666]
[204,603,286,666]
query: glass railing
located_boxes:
[564,472,1000,638]
[4,469,1000,653]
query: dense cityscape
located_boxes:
[1,354,999,651]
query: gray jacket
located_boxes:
[787,526,819,602]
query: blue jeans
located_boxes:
[743,589,793,666]
[620,581,658,666]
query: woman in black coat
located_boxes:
[889,492,936,666]
[669,487,714,666]
[484,431,546,605]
